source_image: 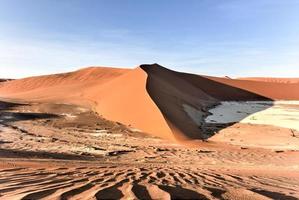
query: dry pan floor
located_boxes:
[0,100,299,200]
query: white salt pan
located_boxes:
[205,101,299,131]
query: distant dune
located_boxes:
[238,77,299,83]
[1,64,299,141]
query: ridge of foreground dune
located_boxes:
[1,64,299,140]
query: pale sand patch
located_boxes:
[3,116,14,120]
[90,130,122,137]
[61,113,77,118]
[205,101,299,131]
[128,127,142,132]
[210,123,299,150]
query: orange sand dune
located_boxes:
[0,67,129,94]
[238,77,299,84]
[1,64,299,140]
[84,67,175,140]
[0,67,130,106]
[207,76,299,100]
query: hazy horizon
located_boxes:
[1,0,299,78]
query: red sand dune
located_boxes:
[238,77,299,84]
[207,76,299,100]
[0,67,130,106]
[1,64,299,140]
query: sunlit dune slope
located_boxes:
[0,67,130,105]
[1,64,299,140]
[238,77,299,84]
[0,67,129,93]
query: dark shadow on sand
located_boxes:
[158,185,209,200]
[0,100,27,111]
[0,100,59,124]
[0,148,96,160]
[251,189,298,200]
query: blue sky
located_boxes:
[1,0,299,78]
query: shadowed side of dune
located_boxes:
[140,64,273,139]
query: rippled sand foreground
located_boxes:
[1,100,299,199]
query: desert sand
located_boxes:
[1,64,299,199]
[238,77,299,83]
